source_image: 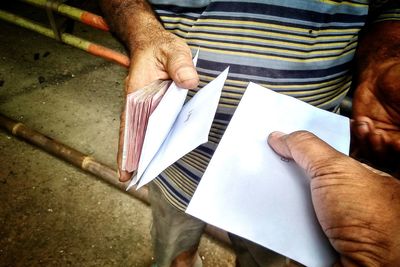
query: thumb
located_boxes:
[118,169,133,183]
[166,51,199,89]
[267,131,345,178]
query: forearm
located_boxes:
[99,0,165,53]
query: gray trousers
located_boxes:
[149,182,300,267]
[149,182,205,267]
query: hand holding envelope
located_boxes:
[120,54,351,266]
[117,41,199,182]
[123,66,229,190]
[119,50,200,179]
[186,82,350,267]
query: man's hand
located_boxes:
[352,21,400,162]
[267,131,400,266]
[352,60,400,156]
[118,31,199,182]
[100,0,199,182]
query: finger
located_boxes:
[267,131,345,178]
[351,116,374,139]
[118,169,133,182]
[166,50,199,89]
[117,107,133,182]
[126,48,172,93]
[368,129,389,155]
[267,131,293,159]
[126,63,168,93]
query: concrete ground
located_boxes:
[0,1,235,266]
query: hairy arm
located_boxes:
[99,0,164,53]
[99,0,198,181]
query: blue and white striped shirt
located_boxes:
[148,0,400,211]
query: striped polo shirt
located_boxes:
[148,0,400,211]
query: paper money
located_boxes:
[121,80,171,172]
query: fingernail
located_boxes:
[270,131,286,138]
[268,131,286,142]
[355,122,369,133]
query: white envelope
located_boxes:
[127,64,229,190]
[186,82,350,267]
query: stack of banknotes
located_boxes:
[121,80,172,173]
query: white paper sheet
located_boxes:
[126,82,188,189]
[130,67,229,190]
[127,51,199,190]
[186,82,350,267]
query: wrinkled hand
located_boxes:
[118,30,199,182]
[351,21,400,166]
[352,62,400,156]
[268,131,400,266]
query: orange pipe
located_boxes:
[80,11,110,31]
[87,43,130,68]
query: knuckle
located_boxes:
[288,130,317,145]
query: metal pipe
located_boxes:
[0,10,130,68]
[0,113,231,245]
[18,0,110,31]
[0,113,148,202]
[0,7,231,245]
